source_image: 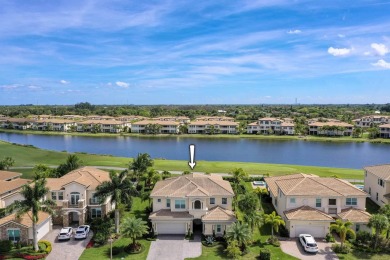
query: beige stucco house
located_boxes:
[149,173,236,236]
[0,171,31,208]
[265,173,370,237]
[364,164,390,207]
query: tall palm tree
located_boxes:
[230,168,248,210]
[330,219,355,249]
[368,214,389,249]
[129,153,154,181]
[141,168,161,189]
[379,204,390,238]
[264,211,285,237]
[243,212,263,233]
[7,178,55,251]
[121,217,149,249]
[65,154,83,171]
[225,222,252,250]
[95,170,138,233]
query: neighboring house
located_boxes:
[364,164,390,207]
[33,119,76,132]
[0,118,35,130]
[265,173,369,237]
[246,117,295,135]
[61,115,86,120]
[149,173,236,236]
[152,116,191,124]
[85,115,116,121]
[44,167,113,226]
[354,115,390,128]
[116,115,148,122]
[308,122,353,136]
[131,120,180,134]
[76,120,130,133]
[188,121,238,134]
[379,124,390,138]
[0,211,52,243]
[0,171,30,208]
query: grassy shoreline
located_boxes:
[1,128,390,144]
[0,140,364,180]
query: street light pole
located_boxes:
[108,238,113,260]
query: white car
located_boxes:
[58,227,73,241]
[74,225,90,239]
[299,234,318,253]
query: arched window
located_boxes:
[194,200,201,209]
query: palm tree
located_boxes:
[238,193,258,214]
[379,204,390,238]
[254,187,268,207]
[129,153,154,181]
[368,214,389,249]
[65,154,83,171]
[7,178,55,251]
[243,212,263,233]
[225,222,252,250]
[264,211,285,237]
[141,168,161,189]
[230,168,248,185]
[330,219,355,249]
[95,170,138,233]
[121,217,148,250]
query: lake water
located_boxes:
[0,132,389,169]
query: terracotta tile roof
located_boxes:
[202,206,236,222]
[284,206,334,221]
[264,173,318,197]
[258,117,280,121]
[281,122,295,127]
[149,209,193,220]
[309,122,353,127]
[0,211,50,228]
[338,207,371,223]
[0,170,22,181]
[275,177,367,197]
[78,119,126,125]
[0,178,30,196]
[151,174,234,197]
[132,120,180,126]
[364,164,390,180]
[36,119,75,124]
[248,122,258,126]
[45,166,111,191]
[189,120,238,126]
[379,124,390,128]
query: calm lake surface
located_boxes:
[0,132,389,169]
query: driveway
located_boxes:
[280,238,338,260]
[43,225,93,260]
[147,235,201,260]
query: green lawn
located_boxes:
[1,141,364,180]
[366,198,380,214]
[337,250,390,260]
[79,198,151,260]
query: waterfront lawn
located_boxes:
[1,140,364,180]
[79,197,151,260]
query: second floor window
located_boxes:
[70,192,80,205]
[222,198,227,205]
[51,192,57,200]
[376,192,379,201]
[210,198,215,204]
[175,199,185,209]
[329,199,336,206]
[166,199,170,208]
[58,192,64,200]
[316,198,322,207]
[346,198,357,206]
[290,198,296,204]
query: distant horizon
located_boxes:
[1,1,390,104]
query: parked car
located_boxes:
[58,227,73,241]
[299,234,318,253]
[74,225,90,239]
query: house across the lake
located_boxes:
[149,173,236,236]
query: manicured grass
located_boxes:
[1,141,364,180]
[336,250,390,260]
[2,128,390,144]
[79,197,151,260]
[366,198,380,214]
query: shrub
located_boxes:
[259,248,271,260]
[38,240,52,254]
[205,236,215,246]
[331,243,351,254]
[325,233,335,243]
[266,236,280,247]
[93,233,108,246]
[354,231,373,246]
[0,240,13,253]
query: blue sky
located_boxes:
[0,0,390,105]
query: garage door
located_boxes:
[37,218,51,240]
[157,223,186,234]
[295,225,325,238]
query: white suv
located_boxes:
[58,227,73,241]
[74,225,90,240]
[299,234,319,253]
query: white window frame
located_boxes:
[316,198,322,208]
[58,191,64,200]
[222,198,227,205]
[166,199,170,208]
[91,208,102,219]
[175,199,186,209]
[216,224,222,233]
[210,198,215,205]
[290,198,296,204]
[51,192,57,201]
[7,228,21,242]
[346,198,357,206]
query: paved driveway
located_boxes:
[280,238,338,260]
[147,235,202,260]
[43,226,93,260]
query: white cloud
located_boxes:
[60,80,69,84]
[364,51,371,56]
[371,43,389,56]
[27,85,41,90]
[287,29,301,34]
[0,84,18,90]
[337,34,345,38]
[327,47,351,56]
[115,81,129,88]
[372,59,390,69]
